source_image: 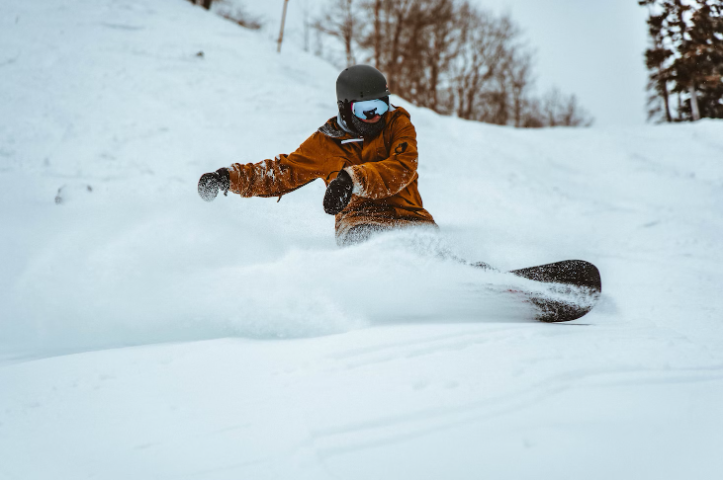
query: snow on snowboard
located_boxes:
[509,260,602,322]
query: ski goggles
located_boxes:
[351,98,389,120]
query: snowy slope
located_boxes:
[2,0,723,479]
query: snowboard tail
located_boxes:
[510,260,602,323]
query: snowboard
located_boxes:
[510,260,602,322]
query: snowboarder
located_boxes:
[197,64,437,246]
[196,65,603,322]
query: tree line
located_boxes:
[313,0,593,127]
[639,0,723,122]
[186,0,592,127]
[187,0,214,10]
[186,0,263,29]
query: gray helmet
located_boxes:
[336,65,391,134]
[336,65,390,104]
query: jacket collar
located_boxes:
[318,105,398,141]
[337,112,355,135]
[317,114,357,140]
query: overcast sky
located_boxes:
[478,0,651,126]
[241,0,651,127]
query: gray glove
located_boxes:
[198,168,230,202]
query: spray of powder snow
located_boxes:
[1,227,594,358]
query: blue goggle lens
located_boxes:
[352,99,389,120]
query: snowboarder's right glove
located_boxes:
[198,168,230,202]
[323,169,354,214]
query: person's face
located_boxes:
[360,114,382,124]
[351,99,388,124]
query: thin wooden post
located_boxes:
[277,0,290,53]
[689,85,701,121]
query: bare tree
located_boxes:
[300,0,311,52]
[520,97,544,128]
[373,0,416,93]
[448,5,517,120]
[424,0,457,111]
[406,0,457,110]
[214,1,263,30]
[507,50,534,128]
[535,87,593,127]
[186,0,214,10]
[363,0,384,68]
[313,0,594,128]
[313,0,357,66]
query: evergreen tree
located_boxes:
[674,0,723,119]
[639,0,723,121]
[640,0,674,122]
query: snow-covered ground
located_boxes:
[2,0,723,478]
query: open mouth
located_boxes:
[360,115,381,123]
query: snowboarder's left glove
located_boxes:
[323,169,354,214]
[198,168,230,202]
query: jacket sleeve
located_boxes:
[227,132,338,198]
[343,114,419,200]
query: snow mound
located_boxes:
[4,224,544,355]
[1,1,723,479]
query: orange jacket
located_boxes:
[227,106,436,239]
